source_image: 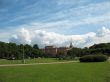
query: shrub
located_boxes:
[79,55,108,62]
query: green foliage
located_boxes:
[57,51,66,60]
[89,43,110,49]
[0,41,110,60]
[67,47,82,58]
[88,43,110,56]
[33,44,39,49]
[32,49,45,58]
[0,42,45,60]
[79,55,108,62]
[68,43,110,57]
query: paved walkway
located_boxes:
[0,61,78,67]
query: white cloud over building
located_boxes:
[9,27,110,48]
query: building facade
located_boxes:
[42,43,73,57]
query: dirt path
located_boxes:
[0,61,78,67]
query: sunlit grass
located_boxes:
[0,58,69,64]
[0,62,109,82]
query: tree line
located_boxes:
[0,41,110,60]
[67,43,110,58]
[0,41,46,59]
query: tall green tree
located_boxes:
[33,44,39,49]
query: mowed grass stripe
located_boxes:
[0,58,70,65]
[107,62,110,82]
[0,61,77,67]
[0,62,109,82]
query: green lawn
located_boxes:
[0,58,68,65]
[0,62,109,82]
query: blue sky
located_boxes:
[0,0,110,44]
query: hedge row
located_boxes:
[79,55,108,62]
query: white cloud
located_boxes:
[97,27,110,37]
[83,27,110,47]
[9,28,31,44]
[52,1,110,21]
[9,27,110,48]
[3,1,110,34]
[16,11,110,34]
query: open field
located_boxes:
[0,62,109,82]
[0,58,70,65]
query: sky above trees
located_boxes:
[0,0,110,47]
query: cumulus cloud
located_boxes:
[82,27,110,47]
[9,27,110,48]
[97,27,110,37]
[9,28,31,44]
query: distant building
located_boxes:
[44,46,57,57]
[41,43,73,57]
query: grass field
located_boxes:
[0,58,69,65]
[0,62,109,82]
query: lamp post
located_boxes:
[22,44,25,64]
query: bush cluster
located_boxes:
[79,55,108,62]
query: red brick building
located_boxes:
[42,43,73,57]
